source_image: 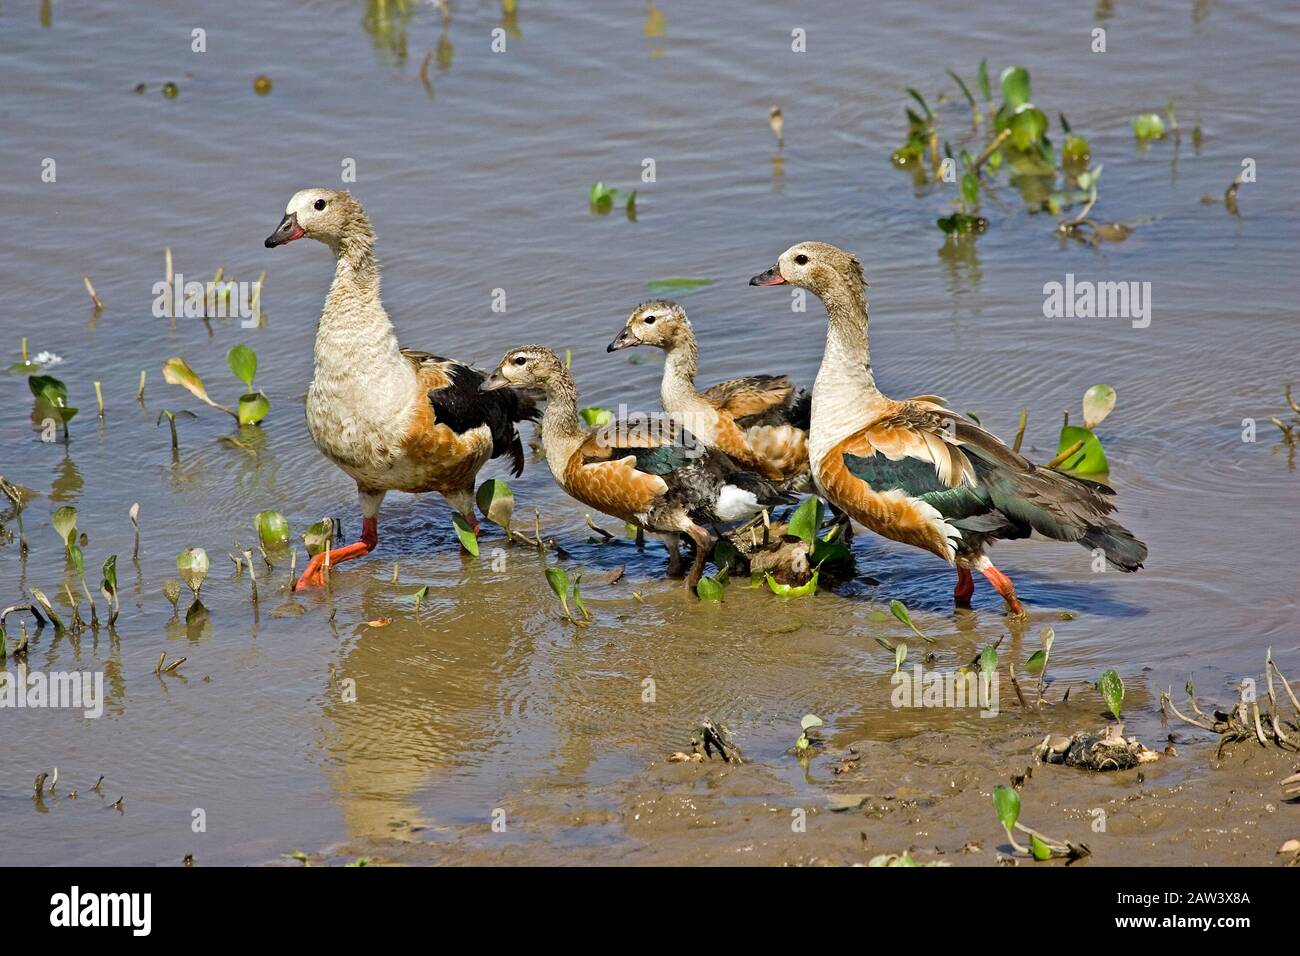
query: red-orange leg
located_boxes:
[954,566,975,608]
[978,561,1025,616]
[295,516,378,591]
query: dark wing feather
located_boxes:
[844,404,1145,568]
[403,350,539,478]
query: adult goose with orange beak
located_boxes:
[750,242,1146,616]
[265,188,538,591]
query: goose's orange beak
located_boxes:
[749,265,786,286]
[265,212,304,248]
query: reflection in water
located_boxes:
[361,0,414,64]
[936,234,982,295]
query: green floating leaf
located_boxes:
[162,357,215,406]
[1082,384,1117,430]
[1024,649,1047,675]
[786,496,824,547]
[999,66,1031,109]
[302,518,334,557]
[696,575,725,602]
[1030,832,1053,861]
[1056,424,1108,476]
[475,479,514,530]
[237,392,270,426]
[1131,112,1166,142]
[100,555,118,595]
[544,566,569,600]
[51,505,78,547]
[579,406,612,428]
[29,374,78,423]
[889,599,932,642]
[572,573,590,620]
[993,783,1020,832]
[255,510,290,553]
[645,277,712,296]
[765,570,818,598]
[589,181,614,213]
[176,547,209,597]
[1007,105,1047,151]
[452,513,479,556]
[1062,134,1091,165]
[1097,667,1124,720]
[227,344,258,390]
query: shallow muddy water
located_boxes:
[1,1,1297,865]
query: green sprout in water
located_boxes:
[992,783,1087,861]
[795,713,823,753]
[452,513,479,556]
[99,555,120,627]
[1052,384,1117,478]
[1097,667,1125,723]
[889,598,935,643]
[177,547,209,608]
[161,347,270,427]
[255,510,291,559]
[589,182,637,220]
[29,375,77,444]
[475,478,514,537]
[544,566,590,625]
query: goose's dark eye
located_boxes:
[644,315,656,324]
[314,199,327,211]
[794,254,809,265]
[512,356,527,366]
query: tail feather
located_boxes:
[727,470,798,509]
[1081,520,1147,571]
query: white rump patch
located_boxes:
[716,484,761,521]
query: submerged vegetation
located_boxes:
[891,61,1184,243]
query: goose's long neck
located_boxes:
[660,337,701,411]
[809,278,887,467]
[315,227,409,387]
[539,371,587,479]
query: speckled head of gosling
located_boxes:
[607,300,691,353]
[749,241,865,299]
[482,345,564,392]
[265,188,368,249]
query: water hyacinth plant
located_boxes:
[475,479,514,537]
[161,344,270,426]
[544,566,590,625]
[29,374,77,443]
[177,547,209,605]
[255,510,290,558]
[893,62,1121,238]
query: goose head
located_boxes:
[482,345,565,392]
[265,188,368,249]
[607,300,691,352]
[749,241,866,301]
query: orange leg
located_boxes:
[954,566,974,608]
[978,560,1025,616]
[295,516,377,591]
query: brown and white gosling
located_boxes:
[607,299,810,484]
[481,346,792,593]
[265,188,537,591]
[750,241,1147,615]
